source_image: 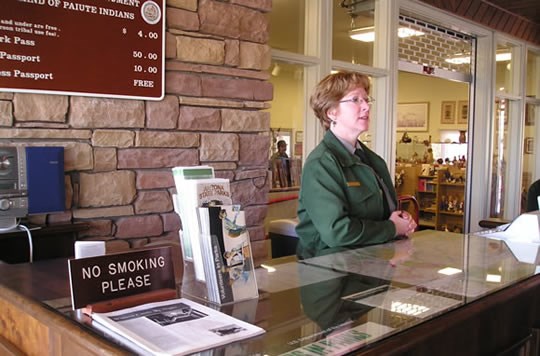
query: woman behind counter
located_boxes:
[296,71,416,259]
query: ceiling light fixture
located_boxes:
[349,26,424,42]
[398,27,425,38]
[349,26,375,42]
[495,52,511,62]
[445,52,512,65]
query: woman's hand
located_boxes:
[389,210,417,237]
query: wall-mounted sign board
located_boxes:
[0,0,164,100]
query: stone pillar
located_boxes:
[0,0,273,263]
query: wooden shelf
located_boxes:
[417,168,465,231]
[437,169,466,230]
[397,164,465,232]
[439,211,464,217]
[419,220,436,227]
[0,222,90,264]
[440,183,465,187]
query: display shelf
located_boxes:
[396,163,466,232]
[416,174,438,230]
[413,168,466,232]
[439,183,465,187]
[436,167,466,232]
[439,211,464,216]
[418,219,436,228]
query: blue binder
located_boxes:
[26,147,65,214]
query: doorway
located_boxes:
[395,14,474,233]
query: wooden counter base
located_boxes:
[0,283,129,356]
[358,275,540,355]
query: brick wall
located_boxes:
[0,0,273,262]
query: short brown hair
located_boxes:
[310,71,371,130]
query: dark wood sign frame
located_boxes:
[0,0,165,100]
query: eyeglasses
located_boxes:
[339,96,375,106]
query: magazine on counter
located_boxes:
[198,205,259,304]
[90,298,265,356]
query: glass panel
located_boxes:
[526,50,540,99]
[521,103,538,213]
[490,98,510,218]
[332,0,375,65]
[268,0,305,54]
[396,72,469,231]
[495,43,515,95]
[268,61,305,189]
[396,71,469,158]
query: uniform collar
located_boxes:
[323,130,363,167]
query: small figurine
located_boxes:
[401,131,412,143]
[447,195,455,211]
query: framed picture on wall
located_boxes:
[295,131,303,143]
[397,102,429,131]
[440,101,456,124]
[524,137,534,154]
[457,101,468,125]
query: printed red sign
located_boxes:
[0,0,164,100]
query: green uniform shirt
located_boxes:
[527,179,540,212]
[296,130,397,258]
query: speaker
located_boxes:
[26,147,65,214]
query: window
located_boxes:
[333,0,375,66]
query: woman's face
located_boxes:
[327,87,371,141]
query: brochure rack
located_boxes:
[179,229,259,306]
[172,166,259,306]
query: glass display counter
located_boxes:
[0,229,539,355]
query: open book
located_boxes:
[91,297,265,356]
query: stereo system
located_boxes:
[0,146,65,228]
[0,146,28,220]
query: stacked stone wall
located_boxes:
[0,0,273,262]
